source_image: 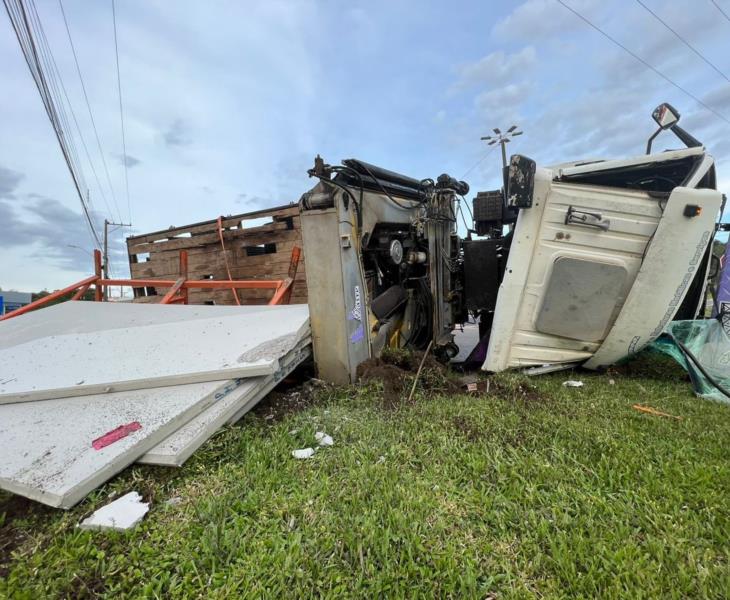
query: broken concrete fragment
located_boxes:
[79,491,149,531]
[315,431,334,447]
[292,448,315,459]
[562,380,584,388]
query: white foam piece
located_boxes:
[138,341,311,467]
[79,491,149,531]
[292,448,315,459]
[0,302,309,403]
[0,377,248,508]
[315,431,334,447]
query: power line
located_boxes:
[460,144,498,180]
[3,0,103,249]
[31,0,116,224]
[556,0,730,127]
[635,0,730,84]
[710,0,730,24]
[111,0,131,226]
[58,0,123,224]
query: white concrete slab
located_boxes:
[138,340,311,467]
[79,491,149,531]
[0,302,309,403]
[0,377,250,508]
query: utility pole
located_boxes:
[103,219,131,300]
[481,125,523,169]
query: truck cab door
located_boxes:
[484,171,721,372]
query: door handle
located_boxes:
[565,206,610,231]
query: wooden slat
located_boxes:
[127,204,308,306]
[126,205,299,244]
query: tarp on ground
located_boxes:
[651,319,730,405]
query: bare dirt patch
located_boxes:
[356,348,460,408]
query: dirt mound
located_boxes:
[356,348,459,407]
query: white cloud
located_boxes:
[491,0,600,42]
[454,47,536,91]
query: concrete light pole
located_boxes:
[481,125,523,169]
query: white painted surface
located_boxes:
[551,147,705,178]
[485,173,662,371]
[0,377,246,508]
[0,302,309,403]
[138,341,311,467]
[79,491,149,531]
[584,187,721,369]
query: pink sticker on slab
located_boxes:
[92,422,142,450]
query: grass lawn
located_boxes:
[1,352,729,598]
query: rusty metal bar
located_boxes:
[288,246,302,279]
[98,279,283,289]
[94,249,103,302]
[160,278,186,304]
[0,275,99,321]
[268,278,295,305]
[179,250,189,305]
[70,282,92,301]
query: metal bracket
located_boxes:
[565,206,610,232]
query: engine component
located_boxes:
[389,239,404,265]
[371,285,408,321]
[407,251,427,264]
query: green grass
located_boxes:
[1,353,729,598]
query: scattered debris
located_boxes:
[78,492,149,531]
[315,431,334,446]
[563,380,584,388]
[292,448,315,459]
[632,404,682,420]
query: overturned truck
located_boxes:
[299,103,724,383]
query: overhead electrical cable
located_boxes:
[58,0,123,223]
[111,0,132,226]
[556,0,730,127]
[27,1,89,198]
[460,143,498,180]
[3,0,103,249]
[635,0,730,84]
[710,0,730,24]
[30,0,116,223]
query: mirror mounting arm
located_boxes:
[670,124,702,150]
[646,127,662,155]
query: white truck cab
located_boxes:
[483,108,723,372]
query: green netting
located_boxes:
[651,319,730,404]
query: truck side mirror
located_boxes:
[646,102,702,154]
[506,154,536,209]
[652,103,680,130]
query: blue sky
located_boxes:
[2,0,730,291]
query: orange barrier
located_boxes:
[0,247,301,322]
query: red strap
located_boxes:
[217,216,241,305]
[92,422,142,450]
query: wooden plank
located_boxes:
[128,221,297,255]
[126,205,299,244]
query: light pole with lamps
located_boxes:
[480,125,523,169]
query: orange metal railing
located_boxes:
[0,247,301,322]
